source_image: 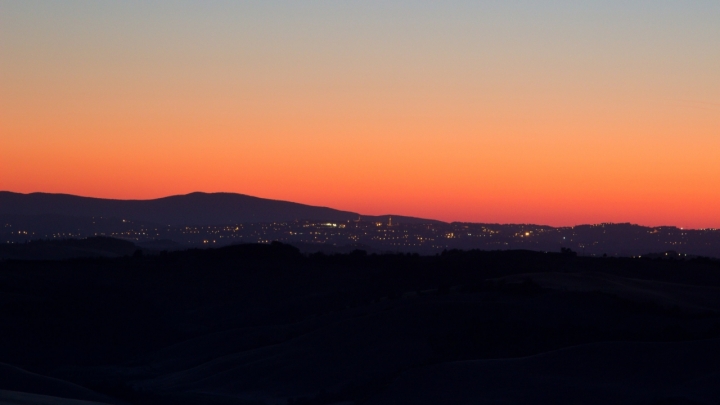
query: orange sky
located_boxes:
[2,2,719,228]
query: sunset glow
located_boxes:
[2,1,719,227]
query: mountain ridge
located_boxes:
[0,191,441,226]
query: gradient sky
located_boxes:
[2,1,719,227]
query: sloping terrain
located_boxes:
[1,245,720,404]
[0,364,116,404]
[0,390,114,405]
[368,339,720,405]
[0,192,435,226]
[495,271,720,312]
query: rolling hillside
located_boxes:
[0,192,436,226]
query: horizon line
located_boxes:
[2,190,717,231]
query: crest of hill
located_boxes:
[0,191,439,226]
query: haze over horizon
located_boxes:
[2,1,719,228]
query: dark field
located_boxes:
[2,243,720,404]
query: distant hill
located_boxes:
[0,192,438,226]
[4,192,718,258]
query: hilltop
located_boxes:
[2,192,719,258]
[0,191,437,226]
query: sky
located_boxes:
[1,1,719,228]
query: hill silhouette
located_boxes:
[0,191,438,226]
[3,193,720,258]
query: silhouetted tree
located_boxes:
[560,247,577,257]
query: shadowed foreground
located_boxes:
[2,242,720,404]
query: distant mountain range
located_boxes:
[2,191,719,258]
[0,191,437,226]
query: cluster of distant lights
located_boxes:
[3,220,720,250]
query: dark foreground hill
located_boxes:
[2,243,720,404]
[0,191,436,226]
